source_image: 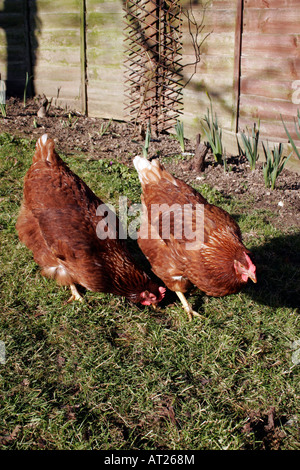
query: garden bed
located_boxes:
[0,96,299,232]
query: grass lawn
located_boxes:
[0,133,299,450]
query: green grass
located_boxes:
[0,133,299,450]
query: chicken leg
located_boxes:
[67,284,83,303]
[175,291,202,321]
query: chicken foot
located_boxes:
[175,291,202,322]
[67,284,83,303]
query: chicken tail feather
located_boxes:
[33,134,59,165]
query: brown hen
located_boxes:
[16,135,165,305]
[133,156,256,320]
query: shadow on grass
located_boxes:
[131,230,300,313]
[243,232,300,310]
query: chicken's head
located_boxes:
[139,285,166,306]
[234,252,257,284]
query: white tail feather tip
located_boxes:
[133,155,151,172]
[41,134,48,145]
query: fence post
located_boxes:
[233,0,244,133]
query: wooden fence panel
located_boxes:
[181,0,239,139]
[85,0,125,119]
[32,0,82,110]
[239,1,300,144]
[243,8,300,34]
[242,33,300,59]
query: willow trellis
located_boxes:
[123,0,183,134]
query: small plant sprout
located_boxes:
[262,142,292,190]
[23,72,31,107]
[238,121,260,170]
[175,120,185,153]
[68,112,79,127]
[60,113,79,129]
[0,103,6,118]
[281,111,300,160]
[133,120,151,158]
[98,118,113,138]
[142,120,151,158]
[201,94,223,164]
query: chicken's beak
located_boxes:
[248,271,257,283]
[243,253,257,284]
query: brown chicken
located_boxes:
[16,134,165,305]
[133,156,257,320]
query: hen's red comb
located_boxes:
[245,253,256,273]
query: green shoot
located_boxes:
[201,94,223,164]
[0,77,6,117]
[133,120,151,158]
[262,142,292,190]
[60,113,79,129]
[142,120,151,157]
[98,118,113,137]
[175,119,185,152]
[281,111,300,160]
[0,103,6,117]
[23,72,30,107]
[68,112,78,127]
[238,121,260,170]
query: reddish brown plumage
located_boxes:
[133,156,256,298]
[16,135,165,305]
